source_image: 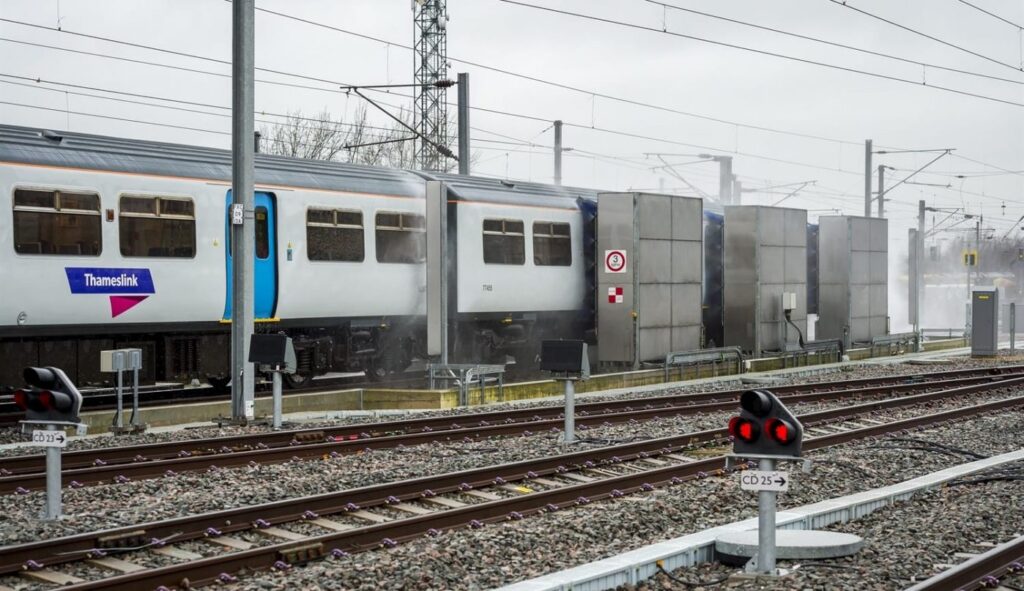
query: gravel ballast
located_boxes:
[198,403,1024,590]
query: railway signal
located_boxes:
[15,366,85,520]
[727,390,803,458]
[724,390,806,575]
[14,367,83,424]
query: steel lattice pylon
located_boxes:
[413,0,449,172]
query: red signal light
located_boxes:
[728,416,759,442]
[13,389,28,411]
[38,390,54,409]
[766,418,796,444]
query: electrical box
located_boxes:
[972,289,998,357]
[596,192,703,368]
[782,292,797,312]
[540,340,590,378]
[249,334,297,374]
[100,349,142,373]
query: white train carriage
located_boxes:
[0,125,594,389]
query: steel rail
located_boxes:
[0,372,1018,492]
[905,534,1024,591]
[2,366,1017,476]
[50,390,1024,590]
[1,376,1022,583]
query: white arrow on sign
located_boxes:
[31,430,67,448]
[739,470,789,492]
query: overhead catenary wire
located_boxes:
[495,0,1024,108]
[645,0,1024,86]
[956,0,1024,30]
[0,14,862,147]
[2,12,1020,200]
[826,0,1024,73]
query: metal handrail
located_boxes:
[663,347,744,381]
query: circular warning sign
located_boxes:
[605,249,627,273]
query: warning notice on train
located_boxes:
[604,250,627,274]
[739,470,789,492]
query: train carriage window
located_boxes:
[307,207,364,262]
[482,218,525,265]
[119,195,196,258]
[376,211,426,264]
[13,188,102,255]
[533,221,572,266]
[254,206,270,259]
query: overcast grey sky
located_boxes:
[1,0,1022,239]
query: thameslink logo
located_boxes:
[84,272,140,288]
[65,267,155,318]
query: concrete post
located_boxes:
[719,156,733,205]
[916,200,925,351]
[554,120,563,185]
[563,379,575,443]
[231,0,256,421]
[877,165,886,218]
[864,140,873,217]
[114,367,124,432]
[754,457,777,573]
[44,424,61,520]
[1011,303,1016,353]
[457,73,470,175]
[272,371,282,430]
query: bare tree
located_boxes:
[259,105,478,173]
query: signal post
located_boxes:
[719,390,862,576]
[13,367,86,520]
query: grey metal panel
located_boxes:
[850,217,871,251]
[817,217,849,284]
[671,325,702,351]
[639,328,671,362]
[760,284,783,321]
[869,252,887,283]
[597,194,636,363]
[784,246,805,284]
[425,181,447,357]
[639,240,672,284]
[638,193,672,240]
[784,209,807,247]
[672,196,703,241]
[639,284,672,328]
[870,218,888,251]
[816,284,848,340]
[760,207,786,246]
[870,316,888,337]
[851,252,870,285]
[671,284,703,326]
[869,284,887,316]
[851,285,871,318]
[761,246,786,285]
[788,282,808,321]
[671,241,702,283]
[851,318,871,342]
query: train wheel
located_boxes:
[207,376,230,392]
[283,372,311,389]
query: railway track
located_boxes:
[0,363,1017,426]
[2,379,1022,589]
[906,534,1024,591]
[1,369,1020,492]
[0,374,422,426]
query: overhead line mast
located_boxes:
[413,0,451,172]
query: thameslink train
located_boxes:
[0,124,598,389]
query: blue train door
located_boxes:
[224,191,278,320]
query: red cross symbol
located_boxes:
[608,286,624,304]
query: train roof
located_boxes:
[0,124,597,208]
